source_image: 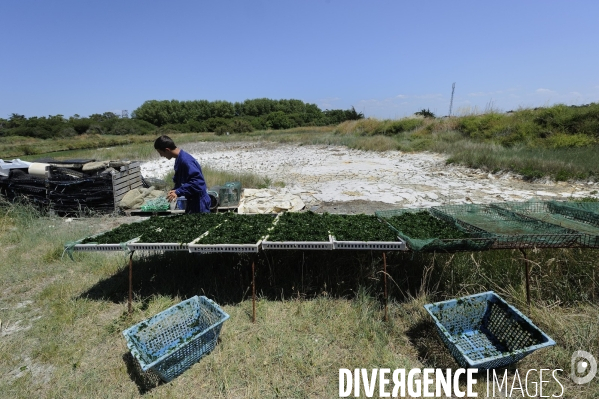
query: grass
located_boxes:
[0,200,598,397]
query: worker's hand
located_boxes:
[167,190,178,202]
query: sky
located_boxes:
[2,0,599,120]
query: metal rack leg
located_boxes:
[519,248,531,306]
[383,252,388,322]
[128,251,135,315]
[252,260,256,323]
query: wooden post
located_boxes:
[519,248,531,307]
[128,251,134,315]
[383,252,388,322]
[252,260,256,323]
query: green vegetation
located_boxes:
[385,211,469,240]
[327,214,399,242]
[133,98,364,132]
[333,103,599,181]
[0,99,363,143]
[266,211,331,242]
[0,112,156,140]
[197,214,276,244]
[82,213,233,244]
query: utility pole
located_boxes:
[448,82,455,117]
[122,110,129,118]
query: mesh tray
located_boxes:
[494,201,599,248]
[127,242,190,252]
[331,236,407,251]
[71,236,140,251]
[375,208,495,252]
[188,230,262,253]
[424,291,555,369]
[123,296,229,382]
[431,204,582,249]
[261,235,334,250]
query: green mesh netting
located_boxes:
[551,200,599,216]
[141,196,170,212]
[430,203,582,249]
[375,208,495,252]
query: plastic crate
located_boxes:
[261,235,334,250]
[71,236,140,252]
[122,296,230,382]
[331,236,407,251]
[127,242,190,252]
[424,292,555,369]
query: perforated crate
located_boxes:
[188,236,262,253]
[331,237,407,251]
[70,236,140,252]
[424,292,555,369]
[127,242,190,252]
[261,235,334,250]
[123,296,229,382]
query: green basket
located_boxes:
[375,208,495,252]
[431,203,582,249]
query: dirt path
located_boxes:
[141,141,599,213]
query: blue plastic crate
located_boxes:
[424,292,555,369]
[122,296,229,382]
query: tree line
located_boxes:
[0,98,364,139]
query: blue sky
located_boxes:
[2,0,598,120]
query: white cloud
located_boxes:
[414,93,443,100]
[395,94,408,99]
[536,88,556,94]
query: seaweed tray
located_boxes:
[127,242,191,252]
[261,235,334,250]
[375,208,495,252]
[430,204,582,249]
[424,291,555,369]
[494,201,599,248]
[331,236,407,251]
[188,230,262,253]
[70,235,140,252]
[188,214,276,253]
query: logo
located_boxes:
[570,350,597,385]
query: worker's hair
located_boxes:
[154,135,177,151]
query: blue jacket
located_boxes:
[173,150,211,213]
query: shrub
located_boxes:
[546,133,595,148]
[414,108,435,118]
[373,119,425,135]
[266,111,294,130]
[229,119,254,133]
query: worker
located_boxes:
[154,135,211,213]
